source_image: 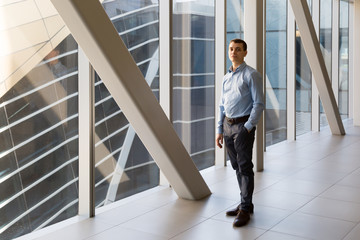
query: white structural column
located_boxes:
[159,0,172,185]
[244,0,264,171]
[354,0,360,125]
[312,0,320,132]
[78,47,95,217]
[51,0,211,200]
[159,0,172,120]
[215,0,226,166]
[332,0,340,103]
[289,0,345,135]
[287,2,296,140]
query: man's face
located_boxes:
[228,42,247,65]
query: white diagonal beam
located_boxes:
[50,0,211,200]
[289,0,345,135]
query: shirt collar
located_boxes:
[228,61,247,73]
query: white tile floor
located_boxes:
[17,122,360,240]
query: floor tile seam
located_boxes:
[199,202,244,219]
[284,174,350,186]
[116,212,209,239]
[205,175,238,187]
[256,179,329,196]
[263,210,307,238]
[105,200,180,228]
[94,192,176,216]
[262,196,358,238]
[201,171,235,182]
[98,207,160,227]
[281,193,317,212]
[82,224,125,240]
[43,218,117,240]
[255,229,313,240]
[303,163,360,174]
[325,142,360,157]
[252,195,315,214]
[341,223,360,240]
[252,177,319,198]
[167,194,241,218]
[319,195,360,205]
[252,203,300,213]
[335,181,360,190]
[324,182,360,191]
[314,195,360,206]
[293,211,359,227]
[210,192,239,202]
[253,175,289,195]
[89,216,122,228]
[261,164,328,191]
[166,217,211,240]
[254,172,288,183]
[139,202,212,220]
[292,155,348,175]
[330,166,360,188]
[265,140,310,157]
[195,194,239,207]
[140,196,179,210]
[88,223,167,240]
[292,178,360,216]
[261,208,309,233]
[298,207,360,224]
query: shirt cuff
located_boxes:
[244,122,253,131]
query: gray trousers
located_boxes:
[223,119,256,212]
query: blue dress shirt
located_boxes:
[217,62,264,134]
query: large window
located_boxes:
[265,0,287,146]
[296,0,312,136]
[226,0,244,68]
[172,0,215,170]
[94,0,160,209]
[319,0,332,128]
[339,0,349,119]
[0,36,79,239]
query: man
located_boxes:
[216,39,264,227]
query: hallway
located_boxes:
[18,121,360,240]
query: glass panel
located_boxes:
[0,35,79,239]
[0,193,30,239]
[94,0,160,210]
[226,0,244,68]
[339,0,349,119]
[319,0,333,128]
[296,0,312,136]
[265,0,287,146]
[172,0,215,170]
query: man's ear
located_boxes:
[244,50,248,57]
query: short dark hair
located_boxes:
[230,38,247,51]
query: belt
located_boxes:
[225,115,249,124]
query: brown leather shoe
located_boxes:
[226,205,254,216]
[226,207,240,216]
[233,210,250,227]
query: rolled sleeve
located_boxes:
[244,71,264,131]
[217,101,225,134]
